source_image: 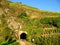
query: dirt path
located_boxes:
[19,39,36,45]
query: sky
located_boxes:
[10,0,60,12]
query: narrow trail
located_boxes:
[19,39,36,45]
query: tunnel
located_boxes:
[20,33,27,39]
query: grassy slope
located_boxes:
[0,0,60,45]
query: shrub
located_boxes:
[40,17,60,28]
[17,12,29,21]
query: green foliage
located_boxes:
[40,18,52,24]
[53,18,60,28]
[17,12,29,21]
[0,36,19,45]
[4,27,13,35]
[18,12,27,18]
[40,17,60,28]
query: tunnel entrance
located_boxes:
[20,33,27,39]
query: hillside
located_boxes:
[0,0,60,45]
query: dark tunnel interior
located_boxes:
[20,33,27,39]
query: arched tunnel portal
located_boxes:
[20,33,27,39]
[19,31,27,40]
